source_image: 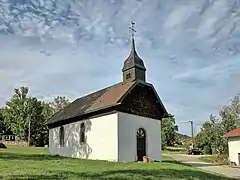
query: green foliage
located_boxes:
[203,145,212,155]
[161,114,178,149]
[176,133,190,143]
[50,96,70,113]
[2,87,30,139]
[25,97,48,146]
[40,102,54,145]
[196,114,228,155]
[215,154,230,164]
[164,146,186,153]
[196,94,240,155]
[199,154,230,165]
[2,88,47,146]
[1,86,70,147]
[0,109,4,134]
[195,132,208,150]
[0,108,12,135]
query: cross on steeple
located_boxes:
[122,21,146,83]
[129,21,136,39]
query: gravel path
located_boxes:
[166,154,240,179]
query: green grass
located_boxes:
[162,146,187,154]
[199,156,216,164]
[199,154,229,165]
[0,146,233,180]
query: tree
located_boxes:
[161,114,178,148]
[215,94,240,154]
[219,94,240,132]
[203,145,212,155]
[14,86,29,100]
[195,131,209,150]
[0,108,13,135]
[24,97,46,146]
[40,102,54,145]
[2,86,51,146]
[195,114,219,153]
[0,109,4,134]
[196,94,240,155]
[176,133,190,145]
[2,86,30,140]
[50,96,70,113]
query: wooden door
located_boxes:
[136,128,146,161]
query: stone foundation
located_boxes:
[0,140,28,147]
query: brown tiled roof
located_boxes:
[46,81,135,125]
[224,128,240,137]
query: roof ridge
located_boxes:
[75,82,123,101]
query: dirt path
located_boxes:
[166,154,240,179]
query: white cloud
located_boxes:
[0,0,240,136]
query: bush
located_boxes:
[215,154,229,164]
[165,146,186,152]
[203,145,212,155]
[0,142,7,148]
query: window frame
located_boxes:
[126,73,131,79]
[59,126,65,147]
[80,123,85,144]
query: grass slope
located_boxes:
[0,146,232,180]
[199,154,230,165]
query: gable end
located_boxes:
[117,82,167,120]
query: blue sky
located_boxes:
[0,0,240,135]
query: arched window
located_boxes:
[137,128,146,138]
[59,126,64,147]
[136,128,146,161]
[80,123,85,143]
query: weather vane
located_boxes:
[129,21,136,38]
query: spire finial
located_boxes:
[129,21,136,39]
[122,21,146,83]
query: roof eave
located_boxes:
[162,113,172,118]
[122,64,146,72]
[46,102,122,127]
[224,135,240,138]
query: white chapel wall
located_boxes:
[228,136,240,166]
[117,112,161,162]
[48,113,119,161]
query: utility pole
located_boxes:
[24,100,31,147]
[189,120,194,148]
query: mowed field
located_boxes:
[0,146,232,180]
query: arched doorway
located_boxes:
[136,128,146,161]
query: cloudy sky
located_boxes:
[0,0,240,135]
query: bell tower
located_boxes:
[122,21,146,83]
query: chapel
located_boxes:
[46,23,169,162]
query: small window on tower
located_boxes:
[126,73,131,79]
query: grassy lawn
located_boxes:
[0,146,233,180]
[162,150,187,154]
[162,146,187,154]
[199,156,216,164]
[199,154,229,165]
[199,155,240,169]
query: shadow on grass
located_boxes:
[0,153,185,163]
[163,160,191,166]
[0,152,63,161]
[185,162,226,167]
[0,153,237,180]
[0,169,235,180]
